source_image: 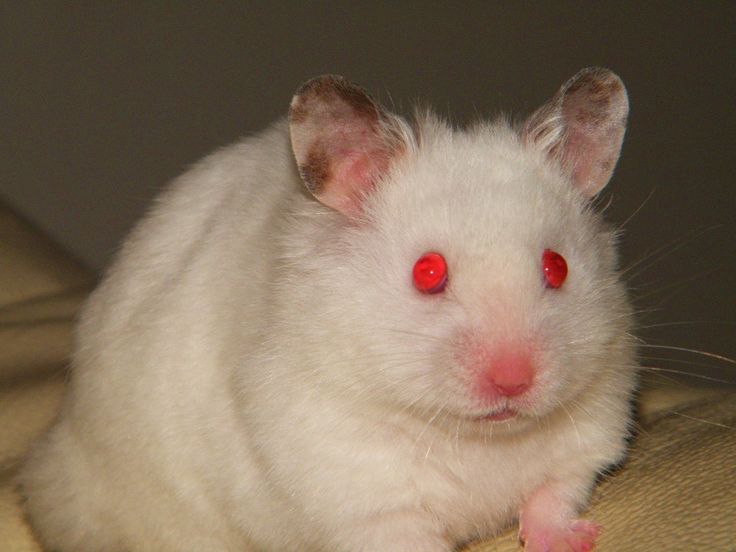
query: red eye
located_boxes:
[413,252,448,294]
[542,249,568,289]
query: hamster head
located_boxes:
[287,69,631,430]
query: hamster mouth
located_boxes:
[476,408,518,422]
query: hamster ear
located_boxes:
[289,75,408,217]
[523,68,629,197]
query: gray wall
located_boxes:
[2,3,734,381]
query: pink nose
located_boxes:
[485,352,534,397]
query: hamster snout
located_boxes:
[477,348,535,398]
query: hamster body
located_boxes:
[20,69,637,552]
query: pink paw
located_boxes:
[519,519,600,552]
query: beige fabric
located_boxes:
[0,204,93,551]
[1,201,734,551]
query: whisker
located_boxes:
[425,407,454,460]
[636,320,734,330]
[413,400,451,455]
[620,225,720,280]
[638,354,736,374]
[614,185,657,232]
[379,327,447,344]
[454,417,462,459]
[639,366,733,385]
[594,190,615,215]
[396,385,439,417]
[639,370,696,387]
[568,398,606,435]
[633,266,721,305]
[627,411,651,439]
[669,411,734,430]
[637,344,736,365]
[560,402,582,450]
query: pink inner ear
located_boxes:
[289,75,404,218]
[563,130,612,198]
[524,68,628,198]
[322,145,392,216]
[561,82,627,197]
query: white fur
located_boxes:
[20,104,637,551]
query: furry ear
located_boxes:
[523,68,629,197]
[289,75,407,217]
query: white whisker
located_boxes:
[637,345,735,365]
[670,411,734,430]
[614,185,657,232]
[560,401,582,450]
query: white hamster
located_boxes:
[20,68,637,552]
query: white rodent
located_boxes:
[20,68,637,551]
